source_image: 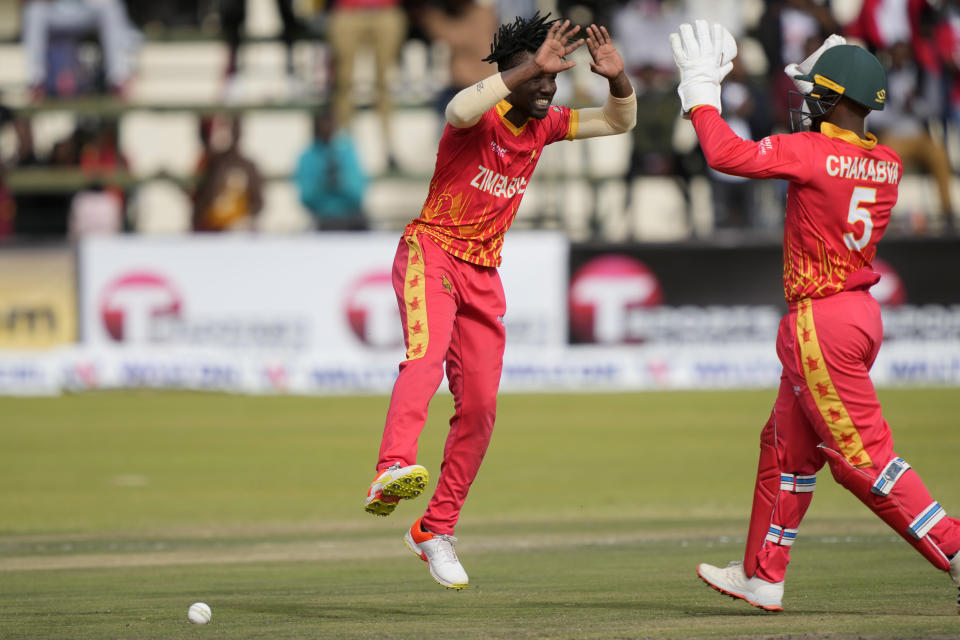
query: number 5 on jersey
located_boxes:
[844,186,876,251]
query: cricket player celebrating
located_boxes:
[363,13,636,589]
[670,21,960,612]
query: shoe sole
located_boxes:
[697,567,783,612]
[381,465,429,500]
[364,465,429,517]
[364,495,400,517]
[403,531,468,590]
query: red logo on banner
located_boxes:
[100,272,183,342]
[569,254,663,343]
[870,258,907,307]
[345,271,403,348]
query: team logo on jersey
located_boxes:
[441,274,453,293]
[470,164,528,198]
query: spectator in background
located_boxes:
[846,0,921,54]
[413,0,498,114]
[13,119,83,236]
[615,1,698,229]
[70,118,128,236]
[934,0,960,125]
[709,59,761,230]
[218,0,305,101]
[21,0,141,99]
[625,63,679,178]
[191,114,264,232]
[0,167,12,239]
[7,115,40,169]
[757,0,839,130]
[78,117,128,175]
[613,0,684,76]
[326,0,407,168]
[870,41,956,232]
[0,105,13,238]
[294,110,368,231]
[69,181,123,236]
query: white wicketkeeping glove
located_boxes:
[783,34,846,94]
[669,20,737,115]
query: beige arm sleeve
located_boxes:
[444,72,511,128]
[571,92,637,139]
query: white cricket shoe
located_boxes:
[697,561,784,612]
[404,518,469,589]
[364,463,429,517]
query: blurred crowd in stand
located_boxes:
[0,0,958,240]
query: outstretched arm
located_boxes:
[446,19,583,128]
[572,24,636,139]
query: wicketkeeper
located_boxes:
[670,20,960,612]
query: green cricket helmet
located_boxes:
[788,44,887,132]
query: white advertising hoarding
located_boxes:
[78,232,568,357]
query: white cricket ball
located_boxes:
[187,602,212,625]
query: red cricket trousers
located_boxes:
[746,291,960,582]
[377,233,506,535]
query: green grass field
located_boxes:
[1,388,959,639]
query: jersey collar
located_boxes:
[495,100,528,136]
[820,122,878,150]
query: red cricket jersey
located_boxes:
[405,99,578,267]
[691,106,900,302]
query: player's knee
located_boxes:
[458,393,497,426]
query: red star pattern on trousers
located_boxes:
[409,297,420,311]
[410,320,423,335]
[408,275,420,288]
[802,328,812,343]
[410,253,420,266]
[815,382,830,398]
[841,432,855,444]
[410,343,424,356]
[850,455,863,465]
[828,407,843,423]
[806,355,820,371]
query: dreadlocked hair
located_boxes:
[481,11,556,71]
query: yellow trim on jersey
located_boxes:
[820,122,878,150]
[565,108,579,141]
[495,100,527,136]
[402,234,429,361]
[796,299,872,468]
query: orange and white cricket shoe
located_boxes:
[363,463,429,517]
[697,561,783,612]
[404,517,468,589]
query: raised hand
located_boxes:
[533,19,583,74]
[669,20,736,115]
[585,24,623,80]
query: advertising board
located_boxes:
[0,247,76,349]
[78,232,568,355]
